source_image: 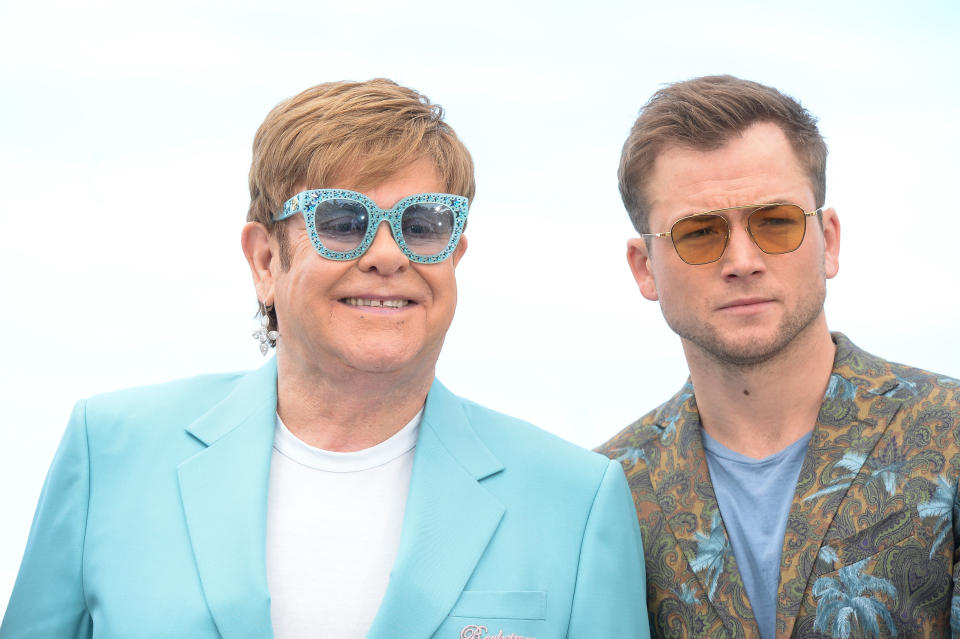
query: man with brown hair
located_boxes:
[598,75,960,638]
[2,79,649,639]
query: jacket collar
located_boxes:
[178,357,278,639]
[641,333,907,638]
[777,333,907,636]
[177,363,505,639]
[366,378,505,639]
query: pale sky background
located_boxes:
[1,0,958,613]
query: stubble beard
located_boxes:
[662,280,827,369]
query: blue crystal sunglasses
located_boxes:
[273,189,469,264]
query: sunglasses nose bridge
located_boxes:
[373,216,407,248]
[357,219,409,268]
[366,211,403,242]
[717,209,768,255]
[717,214,770,269]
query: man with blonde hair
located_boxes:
[3,79,649,639]
[599,75,960,638]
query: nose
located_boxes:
[356,221,408,274]
[718,221,766,280]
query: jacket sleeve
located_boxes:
[566,458,650,639]
[0,401,93,638]
[951,472,960,638]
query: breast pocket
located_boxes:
[800,520,954,638]
[820,508,919,568]
[448,590,547,620]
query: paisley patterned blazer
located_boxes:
[598,333,960,639]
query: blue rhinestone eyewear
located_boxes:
[274,189,469,264]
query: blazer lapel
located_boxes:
[643,383,761,637]
[366,380,505,639]
[776,334,907,637]
[177,359,278,639]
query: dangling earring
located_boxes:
[253,304,280,355]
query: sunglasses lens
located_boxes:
[313,199,369,252]
[671,215,728,264]
[749,204,806,254]
[401,203,455,256]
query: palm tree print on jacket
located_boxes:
[812,558,897,639]
[690,511,729,602]
[597,333,960,638]
[672,582,700,605]
[918,474,956,559]
[804,434,944,508]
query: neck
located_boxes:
[275,352,434,452]
[683,316,835,459]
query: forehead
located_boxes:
[647,122,813,225]
[329,157,445,209]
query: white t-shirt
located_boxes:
[266,411,421,639]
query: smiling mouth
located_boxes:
[341,297,412,308]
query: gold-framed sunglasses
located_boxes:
[641,203,823,265]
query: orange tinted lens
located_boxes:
[671,215,728,264]
[748,204,807,254]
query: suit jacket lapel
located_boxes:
[643,382,761,637]
[776,334,906,637]
[177,359,278,639]
[366,379,505,639]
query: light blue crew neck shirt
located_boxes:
[701,430,813,639]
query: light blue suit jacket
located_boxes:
[2,359,648,639]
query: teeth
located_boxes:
[344,298,410,308]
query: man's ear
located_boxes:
[626,238,660,301]
[820,207,840,279]
[452,234,467,267]
[241,222,276,306]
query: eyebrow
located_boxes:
[680,201,795,217]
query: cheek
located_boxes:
[442,274,458,304]
[656,268,710,309]
[418,265,458,301]
[650,262,683,292]
[787,246,826,284]
[276,263,349,320]
[422,271,459,335]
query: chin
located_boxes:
[683,317,821,368]
[703,336,789,367]
[341,341,437,376]
[341,351,417,374]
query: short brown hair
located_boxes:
[247,78,475,332]
[618,75,826,233]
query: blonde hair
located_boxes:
[619,75,826,233]
[248,78,474,230]
[246,78,475,332]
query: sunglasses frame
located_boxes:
[273,189,469,264]
[641,203,823,265]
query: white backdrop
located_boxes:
[2,0,958,612]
